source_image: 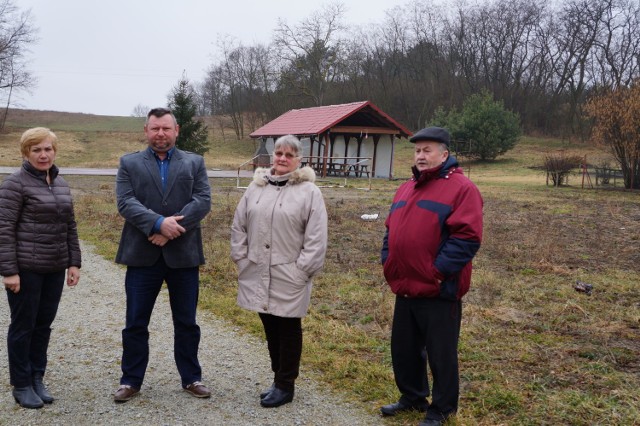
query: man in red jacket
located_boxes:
[380,127,483,426]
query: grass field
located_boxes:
[1,110,638,425]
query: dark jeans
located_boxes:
[258,313,302,393]
[391,296,462,421]
[120,256,202,388]
[6,270,65,387]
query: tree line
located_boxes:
[197,0,640,140]
[2,0,639,147]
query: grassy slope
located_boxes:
[2,110,638,425]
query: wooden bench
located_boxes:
[346,161,370,178]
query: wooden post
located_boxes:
[321,132,330,177]
[372,134,380,178]
[389,135,395,179]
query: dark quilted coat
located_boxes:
[0,161,81,276]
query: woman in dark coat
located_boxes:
[0,127,81,409]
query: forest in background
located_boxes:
[194,0,640,141]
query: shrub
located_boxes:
[585,84,640,189]
[543,153,583,186]
[432,90,521,160]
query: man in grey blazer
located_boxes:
[113,107,212,402]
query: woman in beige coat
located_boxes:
[231,135,328,408]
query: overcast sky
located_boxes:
[14,0,409,117]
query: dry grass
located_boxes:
[4,109,639,425]
[0,109,256,169]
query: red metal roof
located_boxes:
[249,101,412,139]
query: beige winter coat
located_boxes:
[231,166,328,318]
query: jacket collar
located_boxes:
[22,160,59,183]
[411,155,460,186]
[146,146,178,160]
[253,166,316,187]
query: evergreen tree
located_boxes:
[168,76,209,155]
[432,90,520,160]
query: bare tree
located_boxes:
[552,0,608,138]
[0,0,36,130]
[590,0,640,89]
[199,37,246,139]
[194,0,640,140]
[130,103,149,117]
[273,2,347,106]
[250,43,284,122]
[219,39,247,139]
[200,63,225,116]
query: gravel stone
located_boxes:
[0,242,384,425]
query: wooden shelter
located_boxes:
[249,101,412,178]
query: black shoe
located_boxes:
[380,400,428,416]
[12,386,44,409]
[419,419,444,426]
[260,383,275,399]
[260,387,294,408]
[32,374,54,404]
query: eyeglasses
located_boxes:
[274,151,298,159]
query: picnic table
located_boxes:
[302,156,371,178]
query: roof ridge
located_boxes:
[250,100,411,139]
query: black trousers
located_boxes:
[5,270,65,388]
[258,313,302,393]
[391,296,462,421]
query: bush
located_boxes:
[543,153,583,187]
[585,84,640,189]
[432,90,521,160]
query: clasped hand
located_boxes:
[148,215,185,247]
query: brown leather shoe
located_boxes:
[183,381,211,398]
[113,385,139,402]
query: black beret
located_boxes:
[409,127,450,146]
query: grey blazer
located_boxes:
[115,148,211,268]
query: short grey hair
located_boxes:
[274,135,302,158]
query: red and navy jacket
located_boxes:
[381,155,483,300]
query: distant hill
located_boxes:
[3,109,144,133]
[0,109,257,170]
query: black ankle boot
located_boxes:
[260,387,294,408]
[32,374,54,403]
[260,382,275,399]
[12,386,44,409]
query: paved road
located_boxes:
[0,166,252,178]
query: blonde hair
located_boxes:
[20,127,58,157]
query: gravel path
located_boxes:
[0,242,384,425]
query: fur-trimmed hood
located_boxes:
[253,166,316,186]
